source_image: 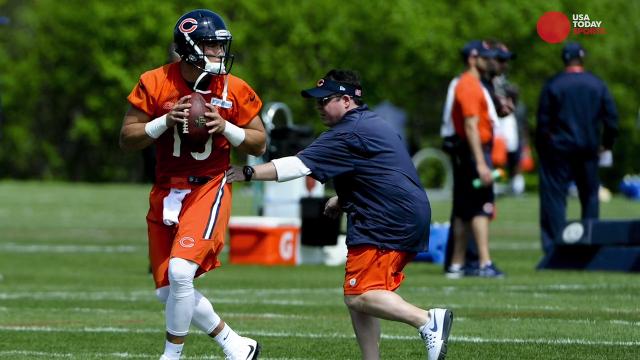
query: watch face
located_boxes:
[243,166,254,181]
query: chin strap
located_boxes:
[190,54,228,96]
[192,72,229,105]
[193,72,212,94]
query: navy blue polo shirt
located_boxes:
[537,69,618,154]
[297,105,430,253]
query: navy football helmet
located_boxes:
[173,9,234,75]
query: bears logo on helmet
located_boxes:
[178,18,198,34]
[173,9,234,76]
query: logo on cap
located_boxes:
[339,85,346,91]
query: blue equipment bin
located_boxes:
[414,222,449,264]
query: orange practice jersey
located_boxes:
[451,71,493,144]
[127,63,262,185]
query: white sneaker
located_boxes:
[225,337,261,360]
[420,308,453,360]
[160,352,180,360]
[511,174,525,195]
[445,265,464,279]
[160,355,180,360]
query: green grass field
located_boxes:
[1,181,639,359]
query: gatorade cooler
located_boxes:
[228,216,301,265]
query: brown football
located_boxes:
[179,92,210,146]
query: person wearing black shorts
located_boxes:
[447,41,504,278]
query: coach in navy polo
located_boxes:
[227,69,453,360]
[297,80,430,254]
[536,42,618,254]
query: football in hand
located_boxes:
[179,92,210,145]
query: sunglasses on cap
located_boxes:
[317,94,343,106]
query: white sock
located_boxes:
[214,324,242,354]
[161,340,184,360]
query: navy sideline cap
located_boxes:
[496,44,516,61]
[562,42,586,62]
[301,78,363,98]
[461,40,498,59]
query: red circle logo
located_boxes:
[537,12,571,44]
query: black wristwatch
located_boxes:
[242,165,255,182]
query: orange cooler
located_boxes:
[228,216,301,265]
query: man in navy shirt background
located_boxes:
[536,42,618,254]
[228,69,453,360]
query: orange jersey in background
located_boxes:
[127,62,262,186]
[451,71,493,144]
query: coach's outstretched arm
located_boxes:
[227,156,312,183]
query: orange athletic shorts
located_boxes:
[147,172,232,289]
[343,245,416,295]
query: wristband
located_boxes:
[144,114,168,139]
[222,121,246,147]
[242,166,255,181]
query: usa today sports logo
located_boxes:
[536,12,606,43]
[572,13,606,35]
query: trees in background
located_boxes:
[0,0,637,185]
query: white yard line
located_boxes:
[3,282,638,298]
[0,243,140,253]
[224,312,313,319]
[429,283,640,293]
[3,306,638,326]
[0,326,638,347]
[0,350,309,360]
[448,335,640,346]
[0,306,312,319]
[1,289,637,314]
[0,291,328,305]
[489,242,540,250]
[0,350,73,358]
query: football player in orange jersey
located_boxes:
[119,9,266,360]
